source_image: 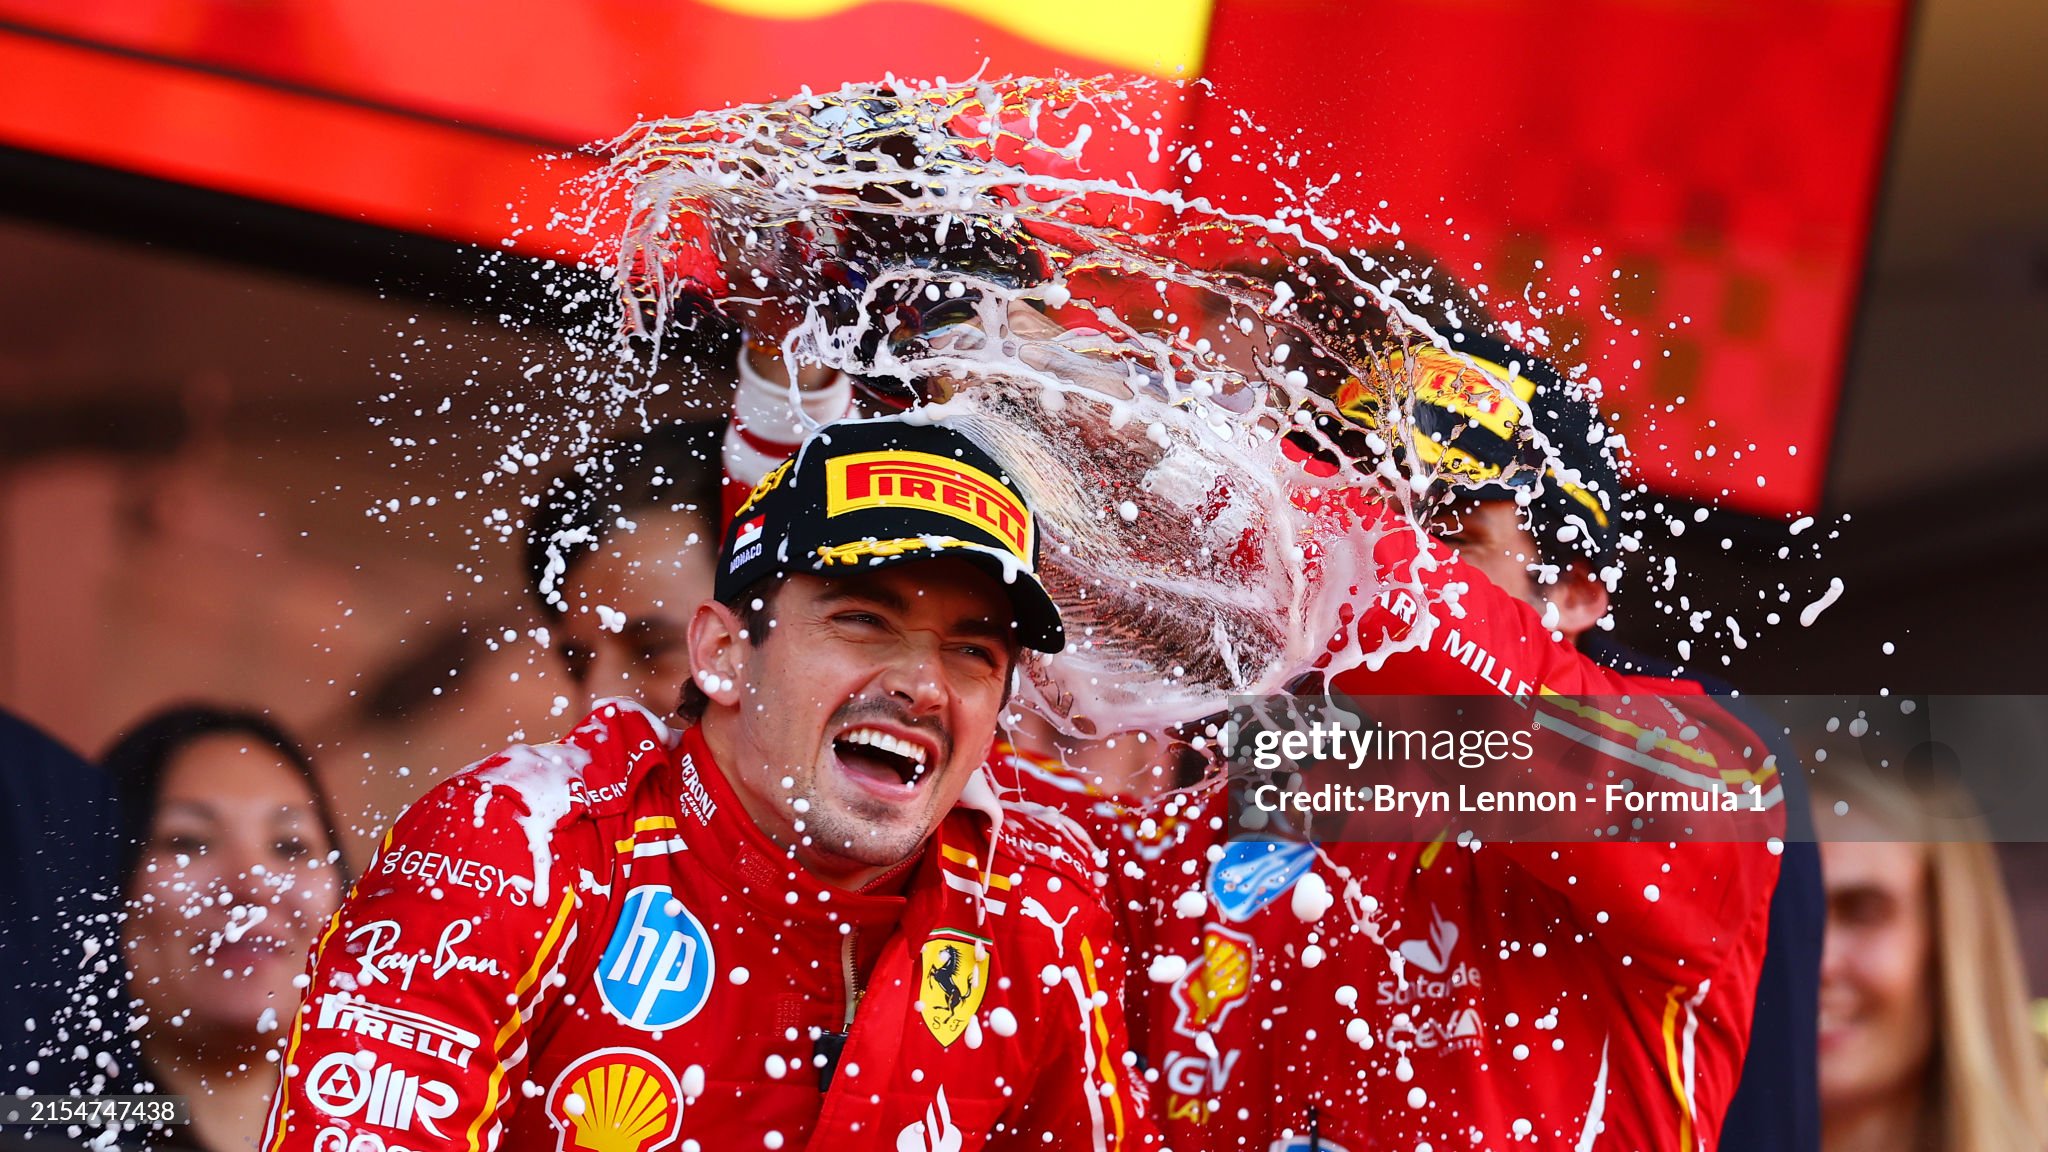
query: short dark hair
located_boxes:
[525,421,726,624]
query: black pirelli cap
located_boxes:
[715,416,1065,653]
[1333,333,1622,561]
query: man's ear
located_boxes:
[1545,561,1610,643]
[685,600,749,708]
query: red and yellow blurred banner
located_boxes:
[0,0,1904,514]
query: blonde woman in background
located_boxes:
[1815,757,2047,1152]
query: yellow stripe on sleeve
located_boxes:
[1660,984,1697,1152]
[263,907,348,1152]
[463,890,579,1152]
[1077,937,1127,1145]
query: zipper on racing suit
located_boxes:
[815,928,863,1089]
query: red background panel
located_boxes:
[0,2,1194,258]
[0,0,1906,514]
[1191,0,1906,512]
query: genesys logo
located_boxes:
[306,1051,458,1138]
[597,886,716,1032]
[376,848,533,906]
[545,1047,681,1152]
[313,992,480,1070]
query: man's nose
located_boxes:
[877,633,949,713]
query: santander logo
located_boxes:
[1379,907,1481,1009]
[1397,909,1460,975]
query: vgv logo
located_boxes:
[597,885,715,1031]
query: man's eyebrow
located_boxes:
[817,581,1015,644]
[814,583,911,614]
[946,614,1016,646]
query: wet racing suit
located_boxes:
[1002,479,1785,1151]
[264,700,1151,1152]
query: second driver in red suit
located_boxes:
[1106,336,1787,1152]
[263,416,1159,1152]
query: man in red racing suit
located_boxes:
[264,417,1156,1152]
[994,342,1785,1150]
[1101,528,1785,1151]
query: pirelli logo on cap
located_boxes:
[825,451,1033,562]
[1388,347,1539,441]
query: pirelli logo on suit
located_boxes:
[824,451,1033,562]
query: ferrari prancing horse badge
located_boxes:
[917,929,992,1047]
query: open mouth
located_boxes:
[832,725,932,791]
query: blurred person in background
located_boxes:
[524,420,727,715]
[1813,757,2048,1152]
[102,706,348,1152]
[1,707,133,1102]
[522,282,855,718]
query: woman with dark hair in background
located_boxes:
[102,706,347,1152]
[1814,758,2048,1152]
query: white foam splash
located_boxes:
[1800,577,1845,627]
[476,740,593,901]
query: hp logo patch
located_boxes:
[1206,840,1318,922]
[597,885,716,1031]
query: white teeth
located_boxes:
[841,727,927,767]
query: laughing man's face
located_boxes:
[714,560,1016,885]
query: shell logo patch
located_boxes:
[545,1047,682,1152]
[917,929,992,1047]
[1171,925,1256,1037]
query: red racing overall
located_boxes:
[264,700,1152,1152]
[1007,486,1784,1151]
